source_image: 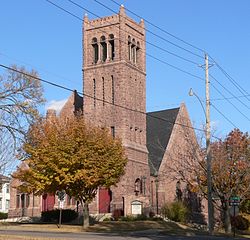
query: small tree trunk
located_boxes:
[223,201,231,233]
[83,202,90,229]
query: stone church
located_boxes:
[9,6,204,221]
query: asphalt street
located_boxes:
[0,229,247,240]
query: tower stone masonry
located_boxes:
[83,5,151,215]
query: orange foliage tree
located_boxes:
[13,114,127,228]
[198,129,250,233]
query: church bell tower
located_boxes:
[82,5,150,215]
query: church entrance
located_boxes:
[42,193,55,212]
[99,188,112,213]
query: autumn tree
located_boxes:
[13,114,127,228]
[196,129,250,233]
[0,65,45,172]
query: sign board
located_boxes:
[56,190,66,201]
[59,200,64,209]
[131,200,142,215]
[229,196,240,206]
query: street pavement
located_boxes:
[0,228,248,240]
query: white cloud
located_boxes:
[45,99,67,114]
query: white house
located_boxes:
[0,175,10,213]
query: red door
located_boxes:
[42,194,55,211]
[99,188,112,213]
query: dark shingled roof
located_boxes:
[146,107,180,175]
[74,90,83,113]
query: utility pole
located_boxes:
[205,53,214,234]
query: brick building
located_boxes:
[9,6,204,221]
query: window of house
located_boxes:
[100,36,107,62]
[92,37,99,64]
[6,184,9,193]
[111,126,115,138]
[6,200,9,209]
[0,198,2,209]
[109,34,115,60]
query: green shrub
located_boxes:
[161,201,189,223]
[231,215,249,230]
[0,212,8,220]
[41,209,78,223]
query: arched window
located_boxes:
[134,178,142,195]
[92,37,99,64]
[176,180,182,201]
[100,36,107,62]
[109,34,115,60]
[131,39,136,63]
[136,41,140,65]
[128,36,131,61]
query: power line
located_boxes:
[45,0,205,82]
[67,0,200,66]
[209,54,250,102]
[104,0,250,119]
[211,93,250,101]
[44,0,239,137]
[46,0,83,21]
[210,74,250,110]
[210,81,250,122]
[108,0,205,54]
[0,51,80,88]
[0,63,221,140]
[92,0,203,60]
[210,103,238,129]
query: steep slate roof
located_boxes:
[146,107,180,175]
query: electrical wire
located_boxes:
[45,0,205,82]
[210,103,238,129]
[108,0,205,54]
[209,54,250,102]
[210,74,250,110]
[44,0,239,136]
[105,0,250,117]
[67,0,201,66]
[92,0,203,60]
[0,63,222,140]
[211,93,250,101]
[210,82,250,122]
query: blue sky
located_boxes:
[1,0,250,140]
